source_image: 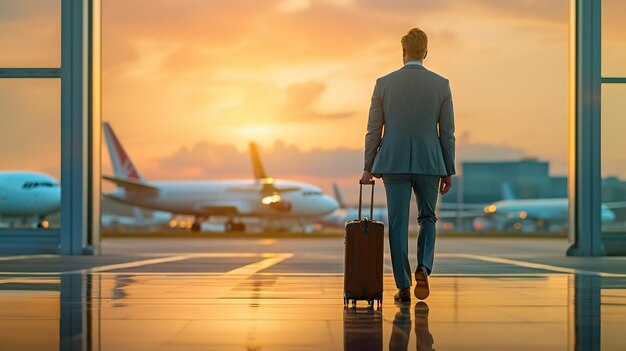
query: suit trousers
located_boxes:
[382,173,440,289]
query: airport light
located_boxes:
[262,194,282,205]
[484,205,497,214]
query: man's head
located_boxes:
[401,28,428,64]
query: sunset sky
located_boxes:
[1,0,625,198]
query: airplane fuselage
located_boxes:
[105,178,338,218]
[0,171,60,217]
[485,198,616,223]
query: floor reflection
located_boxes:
[343,307,382,351]
[413,302,434,351]
[346,302,434,351]
[388,303,410,351]
[0,273,625,350]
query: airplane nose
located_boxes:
[322,195,339,214]
[47,187,62,212]
[602,208,616,223]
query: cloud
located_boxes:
[217,80,353,123]
[282,81,352,120]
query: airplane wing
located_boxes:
[103,175,159,195]
[604,201,626,209]
[227,185,301,193]
[438,210,486,219]
[438,203,485,210]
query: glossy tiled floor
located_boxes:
[1,238,625,350]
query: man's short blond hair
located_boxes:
[401,28,428,59]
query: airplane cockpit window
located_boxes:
[22,181,58,189]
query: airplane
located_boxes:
[320,183,388,228]
[0,171,60,228]
[480,183,617,231]
[102,122,339,232]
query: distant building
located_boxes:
[443,159,567,204]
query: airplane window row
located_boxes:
[302,191,323,196]
[22,182,58,189]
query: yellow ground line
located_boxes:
[69,252,293,274]
[69,254,202,274]
[0,254,59,261]
[83,272,556,277]
[455,253,626,277]
[0,278,60,285]
[225,253,294,276]
[134,253,266,258]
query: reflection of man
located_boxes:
[389,305,411,351]
[414,302,434,350]
[362,28,455,301]
[389,302,434,351]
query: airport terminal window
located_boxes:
[602,0,626,77]
[601,84,626,236]
[0,79,61,230]
[0,0,61,68]
[600,0,626,243]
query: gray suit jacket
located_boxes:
[364,64,455,176]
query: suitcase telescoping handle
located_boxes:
[358,179,375,221]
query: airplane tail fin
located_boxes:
[103,122,144,181]
[501,182,516,201]
[249,142,267,180]
[332,183,347,209]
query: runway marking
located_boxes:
[84,272,557,277]
[1,253,625,277]
[68,252,294,275]
[0,272,59,276]
[0,277,59,285]
[0,254,58,261]
[69,254,202,274]
[455,253,626,277]
[225,253,294,276]
[134,253,265,258]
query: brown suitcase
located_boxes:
[344,180,384,308]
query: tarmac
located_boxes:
[0,236,625,350]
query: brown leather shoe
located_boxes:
[414,265,430,300]
[394,287,411,302]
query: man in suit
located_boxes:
[361,28,455,302]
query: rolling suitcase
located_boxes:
[344,180,384,308]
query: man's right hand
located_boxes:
[360,171,374,184]
[439,176,452,194]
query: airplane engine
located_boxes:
[261,194,292,212]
